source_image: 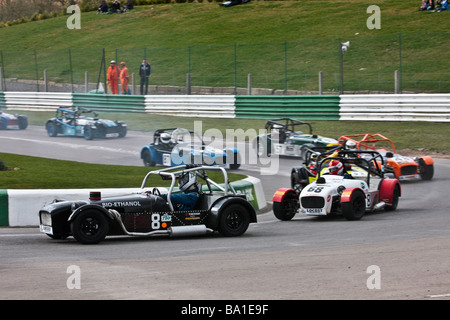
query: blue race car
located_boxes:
[45,107,127,140]
[140,128,241,169]
[0,110,28,130]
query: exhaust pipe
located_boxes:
[109,209,213,237]
[169,225,213,237]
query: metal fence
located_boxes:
[0,32,449,94]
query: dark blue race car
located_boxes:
[45,107,127,140]
[0,110,28,130]
[140,128,241,169]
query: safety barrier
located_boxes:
[144,95,236,118]
[0,177,266,227]
[339,94,450,122]
[1,91,449,122]
[1,92,72,111]
[73,93,146,113]
[0,92,5,108]
[235,95,341,120]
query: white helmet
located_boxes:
[160,132,171,144]
[178,172,197,192]
[345,140,357,150]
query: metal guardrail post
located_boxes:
[319,71,323,95]
[85,71,89,93]
[0,67,4,92]
[44,70,48,92]
[186,73,191,95]
[395,70,399,94]
[247,73,252,95]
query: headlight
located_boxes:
[40,212,52,226]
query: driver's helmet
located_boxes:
[178,172,197,192]
[160,132,172,144]
[328,160,344,175]
[345,140,357,150]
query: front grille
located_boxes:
[401,165,418,175]
[301,196,325,208]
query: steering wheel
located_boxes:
[152,188,161,196]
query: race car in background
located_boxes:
[45,107,127,140]
[140,128,241,169]
[254,118,339,159]
[273,150,401,221]
[338,134,434,181]
[0,110,28,130]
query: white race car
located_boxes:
[273,150,401,221]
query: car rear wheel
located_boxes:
[46,122,58,137]
[18,116,28,130]
[218,204,250,237]
[384,185,400,211]
[341,190,365,221]
[84,126,94,140]
[418,159,434,181]
[142,149,156,166]
[71,210,109,244]
[273,190,298,221]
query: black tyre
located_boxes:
[46,122,58,137]
[218,204,250,237]
[291,167,309,193]
[229,152,241,170]
[18,116,28,130]
[70,210,109,244]
[418,159,434,181]
[118,125,127,138]
[273,190,298,221]
[84,126,94,140]
[142,149,155,166]
[341,190,365,221]
[384,185,400,211]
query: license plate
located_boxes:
[40,225,53,235]
[306,208,325,215]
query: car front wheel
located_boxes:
[71,210,109,244]
[341,190,365,221]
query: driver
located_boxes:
[328,160,344,175]
[162,172,200,211]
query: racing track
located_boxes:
[1,125,450,300]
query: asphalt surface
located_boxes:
[1,125,450,301]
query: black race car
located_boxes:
[39,165,257,244]
[45,107,127,140]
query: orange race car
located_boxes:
[338,134,434,182]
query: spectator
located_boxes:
[97,0,108,14]
[124,0,134,12]
[109,0,123,14]
[120,61,130,95]
[107,60,119,94]
[435,0,449,11]
[139,59,152,95]
[419,0,435,10]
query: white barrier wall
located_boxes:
[3,92,72,111]
[339,94,450,122]
[144,95,236,118]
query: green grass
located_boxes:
[0,1,449,92]
[0,152,246,189]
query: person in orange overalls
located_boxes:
[119,61,129,94]
[107,60,119,94]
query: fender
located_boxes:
[68,203,114,222]
[419,156,434,165]
[379,178,401,203]
[272,188,296,203]
[207,196,257,229]
[340,188,365,203]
